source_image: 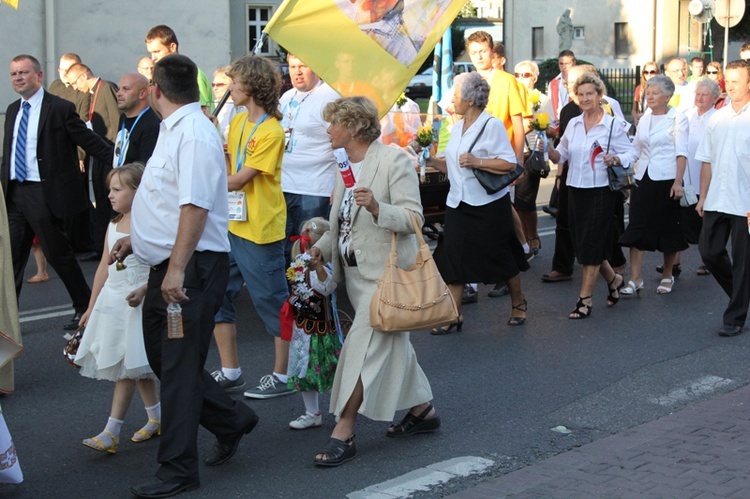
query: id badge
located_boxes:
[228,191,247,222]
[284,128,294,153]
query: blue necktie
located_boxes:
[14,101,31,182]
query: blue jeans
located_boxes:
[284,192,331,261]
[215,233,288,337]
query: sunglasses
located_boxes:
[514,72,534,79]
[706,70,718,75]
[643,70,657,75]
[212,83,227,88]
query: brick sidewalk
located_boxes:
[451,384,750,498]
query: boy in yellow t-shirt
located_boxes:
[211,55,293,400]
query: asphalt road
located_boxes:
[4,179,748,498]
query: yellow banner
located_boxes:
[266,0,465,117]
[2,0,18,9]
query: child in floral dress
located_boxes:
[282,218,344,430]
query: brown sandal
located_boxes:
[387,404,441,437]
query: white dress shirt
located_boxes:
[131,102,230,266]
[684,106,716,193]
[695,101,750,217]
[557,112,637,189]
[444,110,516,208]
[632,107,689,181]
[9,86,43,182]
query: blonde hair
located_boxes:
[107,162,145,223]
[322,97,381,143]
[291,217,330,259]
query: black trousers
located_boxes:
[551,164,575,275]
[142,251,257,484]
[699,211,750,327]
[90,159,114,255]
[6,181,91,312]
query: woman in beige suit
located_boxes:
[309,97,440,467]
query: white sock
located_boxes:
[523,243,530,253]
[274,372,288,383]
[104,417,124,438]
[221,367,242,381]
[301,391,320,415]
[145,402,161,423]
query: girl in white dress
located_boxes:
[74,163,160,454]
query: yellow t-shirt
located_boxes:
[485,70,525,145]
[227,113,287,244]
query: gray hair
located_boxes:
[645,74,675,99]
[694,78,721,98]
[454,71,489,109]
[514,60,540,79]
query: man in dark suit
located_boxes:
[66,62,120,256]
[1,54,113,330]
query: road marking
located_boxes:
[19,304,73,323]
[347,456,494,498]
[649,375,735,406]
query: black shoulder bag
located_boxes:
[605,118,637,191]
[468,118,524,195]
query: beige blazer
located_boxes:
[316,141,424,283]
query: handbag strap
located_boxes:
[605,116,615,154]
[467,117,492,153]
[388,210,428,263]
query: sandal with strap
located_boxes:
[82,430,118,454]
[387,404,441,437]
[607,273,623,307]
[313,435,356,467]
[507,300,527,326]
[430,316,463,335]
[620,280,644,298]
[656,276,674,294]
[569,296,592,320]
[131,419,162,443]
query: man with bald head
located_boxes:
[114,73,160,166]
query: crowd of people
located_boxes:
[1,20,750,497]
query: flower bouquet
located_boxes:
[415,125,437,182]
[530,111,550,132]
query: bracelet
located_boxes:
[480,159,483,168]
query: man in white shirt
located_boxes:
[112,54,258,498]
[696,60,750,338]
[279,54,339,261]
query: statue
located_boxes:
[557,9,574,52]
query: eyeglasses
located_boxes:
[706,70,719,75]
[643,70,657,75]
[212,83,227,88]
[514,72,534,79]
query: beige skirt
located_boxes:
[329,267,433,422]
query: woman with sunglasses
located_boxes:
[705,62,726,108]
[632,62,659,126]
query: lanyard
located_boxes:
[284,81,321,127]
[116,107,150,166]
[234,113,267,173]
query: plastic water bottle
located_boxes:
[333,148,356,188]
[167,303,184,339]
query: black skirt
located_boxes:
[619,170,689,253]
[568,186,620,266]
[434,195,529,284]
[680,199,703,245]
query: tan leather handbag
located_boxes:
[370,211,458,332]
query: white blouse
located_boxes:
[683,107,716,193]
[557,113,636,189]
[443,110,517,208]
[632,107,689,181]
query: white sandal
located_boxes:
[656,277,674,294]
[620,280,644,297]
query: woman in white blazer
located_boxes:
[620,74,689,295]
[309,97,440,467]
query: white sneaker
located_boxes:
[288,411,322,430]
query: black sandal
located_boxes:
[430,316,463,335]
[387,404,441,438]
[569,296,592,319]
[507,300,527,326]
[607,273,623,308]
[313,435,356,467]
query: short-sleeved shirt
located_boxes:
[131,102,230,266]
[444,110,517,207]
[485,70,525,146]
[197,67,214,112]
[278,81,339,197]
[695,101,750,217]
[226,112,287,244]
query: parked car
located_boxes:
[406,67,433,99]
[454,62,476,74]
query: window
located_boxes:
[614,22,629,59]
[247,5,273,55]
[532,27,544,60]
[574,26,585,40]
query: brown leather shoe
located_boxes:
[541,271,572,283]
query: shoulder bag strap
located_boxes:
[605,116,615,154]
[467,117,492,153]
